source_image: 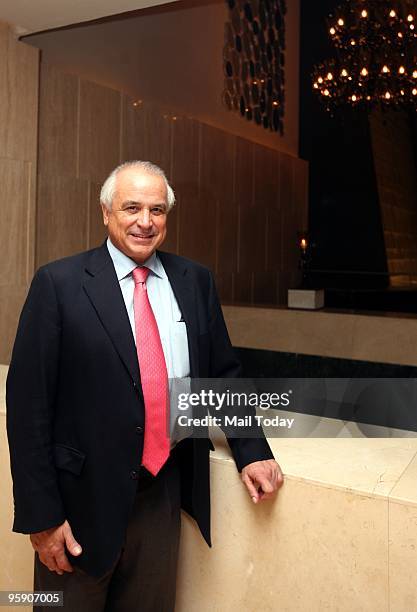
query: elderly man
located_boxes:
[7,160,283,612]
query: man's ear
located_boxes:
[100,203,109,227]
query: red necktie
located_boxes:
[133,266,169,476]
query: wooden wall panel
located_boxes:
[88,182,107,249]
[167,117,200,255]
[172,117,200,196]
[121,96,147,162]
[0,286,29,364]
[238,138,266,274]
[0,24,39,362]
[176,122,215,269]
[38,63,78,177]
[78,80,121,183]
[253,271,278,305]
[0,24,39,163]
[36,174,88,267]
[279,154,296,272]
[142,108,173,177]
[234,271,253,304]
[200,124,236,280]
[0,159,33,286]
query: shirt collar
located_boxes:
[106,238,165,281]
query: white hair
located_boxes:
[100,160,176,211]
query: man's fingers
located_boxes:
[241,460,284,504]
[242,473,261,503]
[256,476,275,494]
[39,554,60,574]
[55,551,74,573]
[63,523,82,557]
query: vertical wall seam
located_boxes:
[76,78,81,178]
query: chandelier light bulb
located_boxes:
[399,66,405,74]
[323,89,330,96]
[341,69,348,77]
[351,94,357,101]
[350,39,356,45]
[411,24,415,30]
[413,70,417,78]
[361,10,368,18]
[385,91,391,99]
[313,82,319,89]
[400,89,405,95]
[318,76,324,83]
[407,15,414,22]
[338,18,344,26]
[413,88,417,95]
[398,32,403,38]
[327,72,333,80]
[389,10,396,18]
[330,27,336,35]
[361,67,368,76]
[382,65,390,73]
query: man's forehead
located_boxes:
[116,168,165,190]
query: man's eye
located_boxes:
[126,206,138,213]
[151,207,165,215]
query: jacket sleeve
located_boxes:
[206,271,275,472]
[6,266,66,533]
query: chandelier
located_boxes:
[312,0,417,112]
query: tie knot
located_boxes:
[133,266,150,285]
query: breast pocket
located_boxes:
[170,321,190,378]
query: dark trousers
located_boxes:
[33,459,181,612]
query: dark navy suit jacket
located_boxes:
[6,242,274,577]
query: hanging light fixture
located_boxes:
[312,0,417,112]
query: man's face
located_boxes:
[101,168,168,264]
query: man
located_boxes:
[7,161,283,611]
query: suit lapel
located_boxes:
[83,243,140,385]
[157,251,199,378]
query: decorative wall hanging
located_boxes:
[223,0,287,134]
[312,0,417,112]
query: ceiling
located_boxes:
[0,0,178,35]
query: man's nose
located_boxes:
[135,209,152,227]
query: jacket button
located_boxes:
[136,426,143,434]
[130,470,139,480]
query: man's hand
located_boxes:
[241,459,283,503]
[30,520,82,575]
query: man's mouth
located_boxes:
[129,233,154,240]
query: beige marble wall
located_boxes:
[3,364,417,610]
[223,305,417,367]
[0,23,39,364]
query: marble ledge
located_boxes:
[210,426,417,504]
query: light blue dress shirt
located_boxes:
[106,238,190,381]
